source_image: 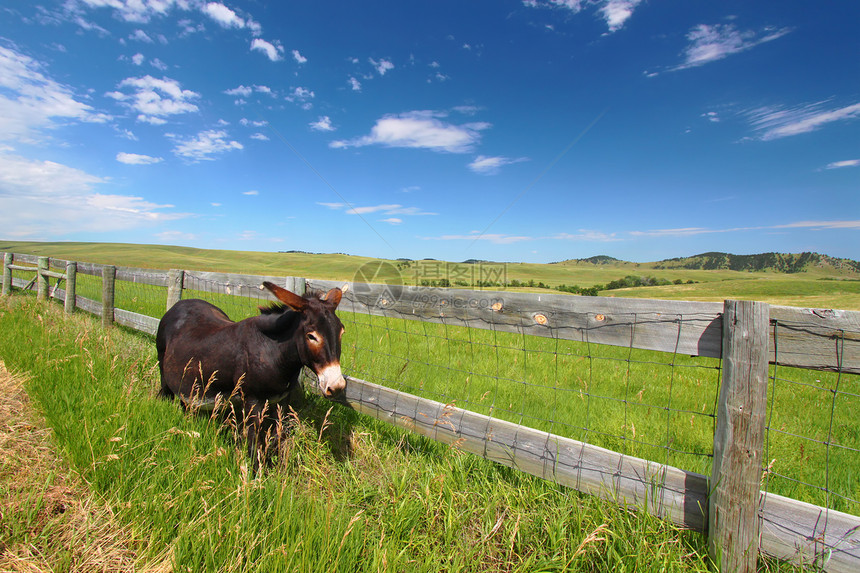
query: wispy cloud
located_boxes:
[0,153,184,239]
[292,49,307,64]
[825,159,860,170]
[331,111,490,153]
[169,129,243,162]
[116,152,163,165]
[107,75,199,124]
[523,0,642,33]
[671,23,791,71]
[630,220,860,237]
[319,202,436,217]
[426,232,534,245]
[309,116,335,132]
[468,155,528,175]
[251,38,284,61]
[746,100,860,140]
[369,57,394,76]
[0,44,108,143]
[203,2,246,29]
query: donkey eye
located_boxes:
[306,333,319,342]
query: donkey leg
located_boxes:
[241,400,269,471]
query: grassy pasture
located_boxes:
[4,250,858,516]
[3,240,859,310]
[1,295,732,572]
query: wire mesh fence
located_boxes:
[4,252,860,570]
[339,302,723,478]
[764,319,860,516]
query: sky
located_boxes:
[0,1,858,264]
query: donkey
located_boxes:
[155,281,345,459]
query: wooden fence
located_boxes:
[3,252,860,572]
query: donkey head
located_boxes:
[262,281,346,397]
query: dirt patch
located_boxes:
[0,361,170,573]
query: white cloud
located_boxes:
[600,0,642,32]
[331,111,490,153]
[150,58,168,71]
[429,232,533,245]
[129,29,153,43]
[369,57,394,76]
[630,220,860,237]
[156,230,197,242]
[0,152,184,239]
[251,38,284,61]
[380,218,402,225]
[203,2,245,29]
[109,75,199,124]
[0,45,108,144]
[225,85,253,97]
[468,155,527,174]
[68,0,179,24]
[524,0,640,32]
[131,53,145,65]
[250,133,269,141]
[553,230,621,242]
[243,190,259,195]
[240,118,267,127]
[673,24,791,71]
[309,116,335,132]
[169,129,243,161]
[292,49,307,64]
[116,152,163,165]
[825,159,860,170]
[746,101,860,140]
[319,202,436,217]
[289,86,314,100]
[348,76,362,91]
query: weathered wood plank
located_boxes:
[166,269,183,310]
[36,257,49,300]
[114,308,159,336]
[6,264,38,272]
[183,270,305,298]
[10,253,38,265]
[769,305,860,374]
[309,279,725,358]
[64,262,76,314]
[2,253,12,295]
[102,265,116,327]
[115,268,170,287]
[74,295,102,316]
[309,373,709,531]
[759,491,860,572]
[710,301,770,572]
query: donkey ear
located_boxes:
[263,281,308,311]
[320,287,342,308]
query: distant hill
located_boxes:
[653,252,860,274]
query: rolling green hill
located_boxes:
[2,241,859,309]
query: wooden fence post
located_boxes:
[709,299,770,572]
[166,269,184,310]
[37,257,49,300]
[65,261,77,314]
[1,253,11,296]
[102,265,116,327]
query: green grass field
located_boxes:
[3,240,859,310]
[1,242,858,570]
[2,295,735,572]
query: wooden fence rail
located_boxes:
[3,252,859,572]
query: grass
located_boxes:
[3,240,859,310]
[5,258,858,515]
[0,294,736,572]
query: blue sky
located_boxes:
[1,1,858,263]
